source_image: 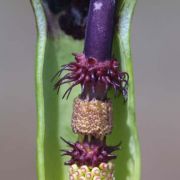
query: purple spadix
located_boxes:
[84,0,116,61]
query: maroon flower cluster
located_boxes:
[61,137,120,167]
[53,53,129,99]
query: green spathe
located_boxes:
[31,0,141,179]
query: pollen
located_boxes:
[72,97,113,138]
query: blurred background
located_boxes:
[0,0,180,179]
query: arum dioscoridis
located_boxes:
[31,0,141,179]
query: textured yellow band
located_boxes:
[72,97,113,138]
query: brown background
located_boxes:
[0,0,180,179]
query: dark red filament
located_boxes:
[52,53,129,99]
[61,137,121,167]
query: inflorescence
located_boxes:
[49,0,129,178]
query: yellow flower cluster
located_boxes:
[69,162,115,180]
